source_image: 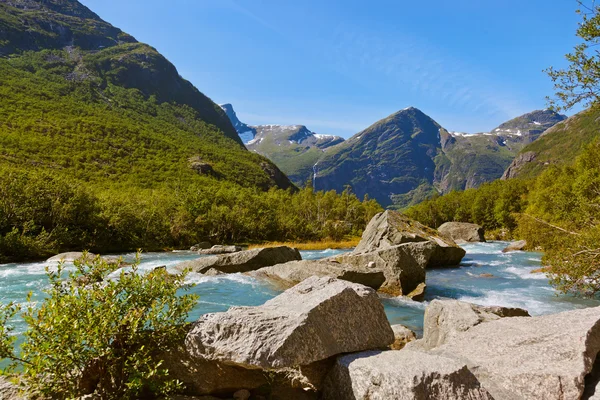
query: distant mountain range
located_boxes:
[223,104,566,207]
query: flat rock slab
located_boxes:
[250,260,386,290]
[430,306,600,400]
[198,245,243,255]
[185,276,394,369]
[322,350,493,400]
[175,246,301,273]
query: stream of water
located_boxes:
[1,241,599,341]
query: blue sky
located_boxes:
[81,0,581,138]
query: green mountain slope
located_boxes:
[0,0,293,190]
[502,108,600,180]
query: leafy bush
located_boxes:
[1,254,198,399]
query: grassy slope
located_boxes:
[509,108,600,179]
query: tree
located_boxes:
[0,254,198,399]
[546,1,600,111]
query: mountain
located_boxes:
[219,103,256,143]
[0,0,293,191]
[312,108,566,208]
[502,108,599,180]
[313,107,443,207]
[220,103,344,185]
[438,109,567,192]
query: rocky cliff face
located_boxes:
[219,103,256,143]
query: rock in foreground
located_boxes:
[421,299,530,350]
[438,222,486,243]
[322,350,493,400]
[175,246,301,273]
[353,210,465,267]
[429,306,600,400]
[185,276,394,369]
[198,245,243,255]
[250,260,386,290]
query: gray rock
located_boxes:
[190,242,212,251]
[250,260,386,290]
[502,240,527,252]
[353,210,465,267]
[430,306,600,400]
[176,246,301,274]
[438,222,486,243]
[198,245,243,255]
[332,242,434,296]
[322,350,493,400]
[46,251,96,263]
[422,299,530,350]
[185,276,394,369]
[390,324,416,350]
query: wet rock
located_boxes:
[185,276,394,369]
[322,350,493,400]
[438,222,486,243]
[175,246,301,274]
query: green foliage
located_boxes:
[2,254,198,399]
[406,140,600,297]
[546,1,600,111]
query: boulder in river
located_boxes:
[332,242,433,296]
[353,210,466,267]
[185,276,394,369]
[46,251,96,263]
[190,242,212,251]
[322,350,493,400]
[438,221,486,243]
[249,260,386,290]
[198,245,243,255]
[427,305,600,400]
[502,240,527,252]
[175,246,301,274]
[420,299,530,350]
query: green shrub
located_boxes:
[1,254,198,399]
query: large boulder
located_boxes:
[46,252,96,263]
[332,242,434,296]
[353,210,465,267]
[429,306,600,400]
[249,260,386,290]
[502,240,527,252]
[175,246,301,274]
[322,350,493,400]
[185,276,394,369]
[421,299,530,350]
[438,222,486,243]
